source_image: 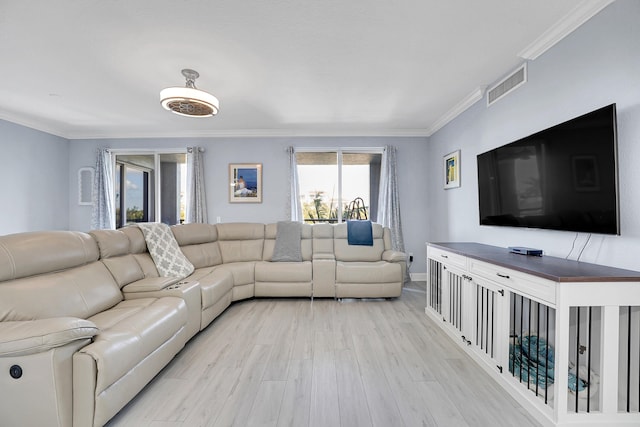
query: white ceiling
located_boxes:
[0,0,612,139]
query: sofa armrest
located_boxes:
[311,253,336,298]
[382,250,407,263]
[0,317,98,357]
[123,280,201,340]
[122,277,182,293]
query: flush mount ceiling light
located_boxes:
[160,69,219,117]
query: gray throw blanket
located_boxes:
[272,221,302,262]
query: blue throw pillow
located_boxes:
[347,220,373,246]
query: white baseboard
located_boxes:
[410,272,426,282]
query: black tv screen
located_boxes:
[477,104,619,235]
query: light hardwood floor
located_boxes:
[106,282,541,427]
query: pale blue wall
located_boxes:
[427,1,640,271]
[0,120,69,234]
[5,1,637,275]
[0,125,429,275]
[68,136,430,274]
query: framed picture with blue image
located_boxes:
[443,150,461,189]
[229,163,262,203]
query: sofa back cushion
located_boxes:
[333,223,385,261]
[216,223,264,264]
[120,226,160,277]
[90,230,145,288]
[263,223,312,261]
[171,223,222,269]
[312,223,334,255]
[121,226,147,254]
[0,231,97,280]
[0,231,123,321]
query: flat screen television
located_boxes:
[477,104,619,235]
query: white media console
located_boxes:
[426,242,640,427]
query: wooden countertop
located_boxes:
[429,242,640,283]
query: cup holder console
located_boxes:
[166,281,191,291]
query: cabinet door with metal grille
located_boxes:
[426,258,444,316]
[442,266,468,339]
[469,274,509,374]
[427,257,472,342]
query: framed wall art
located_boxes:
[443,150,461,189]
[229,163,262,203]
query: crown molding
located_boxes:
[425,0,615,137]
[425,87,486,136]
[0,110,429,140]
[63,127,432,140]
[0,111,68,139]
[518,0,615,60]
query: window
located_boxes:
[114,152,186,228]
[295,149,382,223]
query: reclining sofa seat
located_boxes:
[334,223,405,298]
[89,229,201,341]
[0,231,188,427]
[255,222,313,297]
[111,225,231,335]
[212,222,264,301]
[168,223,234,328]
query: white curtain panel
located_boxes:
[287,147,303,222]
[377,145,409,281]
[91,147,115,230]
[186,146,208,224]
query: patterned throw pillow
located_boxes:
[137,223,194,278]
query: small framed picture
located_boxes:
[444,150,461,189]
[229,163,262,203]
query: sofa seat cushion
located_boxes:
[81,297,187,394]
[211,262,256,301]
[336,261,402,283]
[254,261,312,297]
[255,261,312,283]
[215,262,255,287]
[187,267,234,310]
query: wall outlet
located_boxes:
[216,216,221,223]
[409,252,414,262]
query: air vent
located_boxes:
[487,64,527,106]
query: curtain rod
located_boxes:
[291,146,385,153]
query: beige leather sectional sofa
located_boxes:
[0,222,405,427]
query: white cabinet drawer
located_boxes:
[468,258,556,306]
[428,246,467,270]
